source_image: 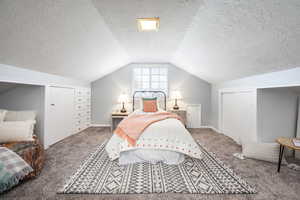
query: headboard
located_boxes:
[132,91,167,111]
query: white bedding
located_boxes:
[106,110,202,165]
[119,149,185,165]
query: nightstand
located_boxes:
[111,112,130,132]
[168,109,187,127]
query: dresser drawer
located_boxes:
[75,119,83,126]
[74,110,85,118]
[75,89,83,97]
[75,104,84,111]
[76,96,84,104]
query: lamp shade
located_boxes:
[171,90,182,99]
[118,93,128,103]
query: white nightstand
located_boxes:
[111,111,130,132]
[168,109,187,127]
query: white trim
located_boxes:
[198,126,222,133]
[257,83,300,89]
[208,126,222,133]
[198,125,210,129]
[219,84,300,91]
[90,123,111,127]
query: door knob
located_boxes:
[51,104,55,106]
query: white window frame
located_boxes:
[132,65,168,95]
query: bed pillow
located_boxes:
[4,110,36,121]
[0,120,36,143]
[242,142,287,164]
[142,97,158,112]
[139,97,163,111]
[0,109,7,123]
[0,147,33,193]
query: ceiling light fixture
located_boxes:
[137,17,160,32]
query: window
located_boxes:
[133,66,168,94]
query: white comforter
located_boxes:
[106,110,202,165]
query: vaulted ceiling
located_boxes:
[0,0,299,83]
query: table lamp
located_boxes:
[118,93,128,113]
[171,90,182,110]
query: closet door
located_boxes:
[187,104,201,128]
[47,86,75,147]
[221,91,256,144]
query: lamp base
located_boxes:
[120,108,127,113]
[120,102,127,113]
[173,105,179,110]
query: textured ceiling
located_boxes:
[0,0,299,83]
[0,0,129,82]
[92,0,202,63]
[172,0,300,83]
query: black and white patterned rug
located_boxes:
[59,141,256,194]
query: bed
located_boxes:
[106,91,202,165]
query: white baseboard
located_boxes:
[199,126,211,129]
[189,125,222,133]
[209,126,222,133]
[90,123,111,127]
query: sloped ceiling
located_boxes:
[0,0,129,82]
[92,0,202,63]
[0,0,299,83]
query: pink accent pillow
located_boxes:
[143,99,158,112]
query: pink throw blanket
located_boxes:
[114,112,182,146]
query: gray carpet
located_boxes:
[1,127,300,199]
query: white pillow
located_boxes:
[242,142,287,164]
[4,110,36,121]
[0,120,35,142]
[0,109,7,123]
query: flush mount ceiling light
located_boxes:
[137,17,160,32]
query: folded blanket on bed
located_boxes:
[0,147,33,193]
[114,112,182,146]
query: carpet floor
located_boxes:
[1,127,300,200]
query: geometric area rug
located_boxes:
[59,141,256,194]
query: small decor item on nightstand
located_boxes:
[118,93,128,113]
[292,138,300,147]
[171,90,182,110]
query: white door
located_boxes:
[221,91,256,144]
[187,104,201,128]
[47,86,75,147]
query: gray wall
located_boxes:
[257,88,298,142]
[92,63,211,126]
[0,84,45,144]
[211,67,300,129]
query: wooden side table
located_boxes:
[168,109,187,127]
[111,112,130,132]
[276,137,300,172]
